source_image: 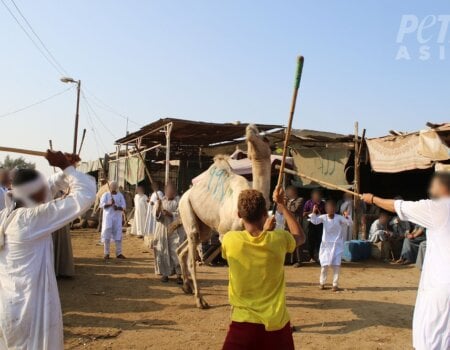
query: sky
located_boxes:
[0,0,449,174]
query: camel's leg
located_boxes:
[177,240,192,294]
[178,194,209,309]
[187,235,209,309]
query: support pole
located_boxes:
[165,123,173,186]
[73,80,81,155]
[353,122,361,239]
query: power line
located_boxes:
[9,0,68,75]
[82,98,110,155]
[0,0,65,75]
[0,86,73,118]
[82,87,141,127]
[81,91,118,140]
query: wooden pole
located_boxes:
[276,56,305,188]
[77,128,87,155]
[73,80,81,154]
[353,122,360,239]
[165,123,173,186]
[278,166,362,198]
[0,146,46,157]
[98,157,112,193]
[133,147,155,187]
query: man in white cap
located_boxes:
[99,181,126,259]
[362,172,450,350]
[0,150,96,350]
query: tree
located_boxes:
[0,155,35,170]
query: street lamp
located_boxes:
[60,77,81,154]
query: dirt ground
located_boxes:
[60,229,420,350]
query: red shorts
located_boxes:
[222,321,295,350]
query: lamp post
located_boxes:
[60,77,81,154]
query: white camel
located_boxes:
[176,124,272,308]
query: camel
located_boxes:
[176,124,272,308]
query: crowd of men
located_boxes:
[0,155,448,350]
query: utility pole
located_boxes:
[60,77,81,154]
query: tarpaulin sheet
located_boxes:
[291,148,350,188]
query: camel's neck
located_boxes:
[251,158,272,209]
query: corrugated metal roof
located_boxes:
[115,118,282,147]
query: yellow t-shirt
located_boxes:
[221,229,296,331]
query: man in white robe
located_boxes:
[0,169,9,211]
[100,181,126,259]
[362,172,450,350]
[131,185,148,237]
[152,183,184,283]
[0,150,96,350]
[144,181,164,247]
[310,200,352,291]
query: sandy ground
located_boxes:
[60,229,420,350]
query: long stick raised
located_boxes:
[276,56,305,188]
[278,166,362,198]
[0,146,47,157]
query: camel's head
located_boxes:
[246,124,271,161]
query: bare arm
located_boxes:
[362,193,396,213]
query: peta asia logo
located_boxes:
[396,15,450,60]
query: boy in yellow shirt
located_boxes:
[221,187,305,350]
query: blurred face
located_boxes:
[30,187,48,204]
[312,191,321,202]
[286,188,297,200]
[429,178,450,199]
[110,182,118,192]
[165,185,176,199]
[136,186,144,195]
[379,214,389,225]
[325,202,336,215]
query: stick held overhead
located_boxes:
[276,55,305,188]
[277,166,362,198]
[0,146,47,157]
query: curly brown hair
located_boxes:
[238,189,267,223]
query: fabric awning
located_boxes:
[366,130,449,173]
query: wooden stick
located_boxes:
[49,140,56,173]
[78,128,87,155]
[276,56,305,188]
[0,146,46,157]
[98,157,112,193]
[133,146,155,186]
[278,166,362,198]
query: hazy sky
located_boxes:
[0,0,449,174]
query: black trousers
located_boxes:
[307,222,323,260]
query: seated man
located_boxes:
[389,214,411,260]
[369,212,395,261]
[396,225,426,265]
[368,211,392,242]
